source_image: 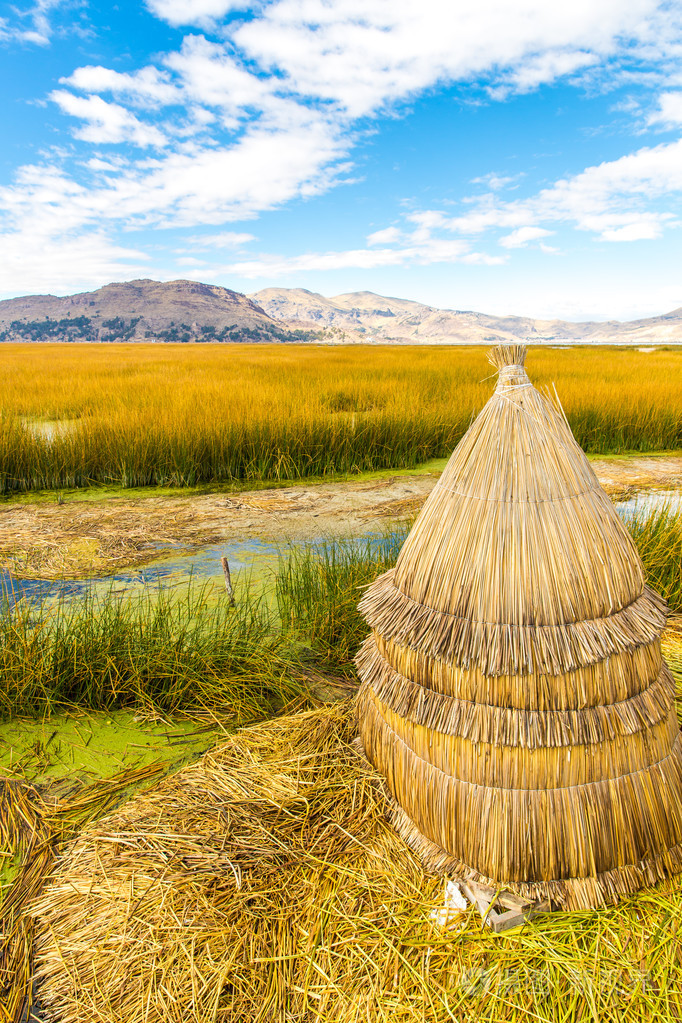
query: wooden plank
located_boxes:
[462,880,552,932]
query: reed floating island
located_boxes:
[12,344,682,1022]
[357,343,682,910]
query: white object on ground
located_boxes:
[429,879,469,930]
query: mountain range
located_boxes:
[1,278,681,345]
[251,287,682,345]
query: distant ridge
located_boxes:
[251,287,682,345]
[1,278,681,344]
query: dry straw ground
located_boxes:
[20,700,682,1023]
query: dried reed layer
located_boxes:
[1,343,681,494]
[0,763,165,1023]
[356,344,682,910]
[28,702,682,1023]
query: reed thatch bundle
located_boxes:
[356,344,682,910]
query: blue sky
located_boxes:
[1,0,682,319]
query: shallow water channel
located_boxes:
[0,537,281,608]
[3,489,680,610]
[0,486,680,863]
[616,489,682,518]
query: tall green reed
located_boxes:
[275,526,410,668]
[626,505,682,613]
[0,580,303,719]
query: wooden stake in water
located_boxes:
[221,556,235,607]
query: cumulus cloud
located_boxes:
[164,35,272,120]
[235,0,666,117]
[0,108,350,237]
[145,0,247,27]
[188,231,256,248]
[62,65,182,107]
[0,230,148,298]
[49,91,167,146]
[410,137,682,244]
[218,222,505,278]
[366,226,402,245]
[648,91,682,127]
[3,0,682,293]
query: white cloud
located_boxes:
[164,35,271,118]
[366,226,402,245]
[145,0,247,28]
[500,226,553,247]
[649,91,682,127]
[412,137,682,244]
[492,49,598,96]
[0,108,350,236]
[0,0,68,46]
[188,231,256,247]
[62,65,182,107]
[471,172,521,190]
[0,230,148,298]
[216,229,504,278]
[599,218,666,241]
[235,0,665,117]
[50,91,167,146]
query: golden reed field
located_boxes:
[1,343,681,493]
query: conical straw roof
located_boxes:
[356,344,682,910]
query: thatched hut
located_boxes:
[356,343,682,910]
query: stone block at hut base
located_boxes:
[356,342,682,911]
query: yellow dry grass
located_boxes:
[24,699,682,1023]
[1,343,681,494]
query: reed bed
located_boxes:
[0,504,678,722]
[627,505,682,613]
[0,581,306,720]
[1,344,681,493]
[20,700,682,1023]
[275,530,408,667]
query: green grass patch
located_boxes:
[276,527,410,668]
[627,505,682,614]
[0,581,303,720]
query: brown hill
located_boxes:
[2,278,681,344]
[251,288,682,345]
[0,279,314,343]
